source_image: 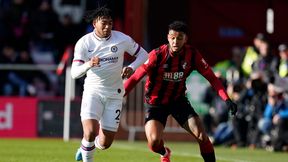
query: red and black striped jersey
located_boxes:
[124,44,229,105]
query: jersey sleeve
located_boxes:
[123,49,158,96]
[73,38,89,61]
[125,36,139,55]
[71,38,91,79]
[142,49,158,71]
[123,66,147,96]
[194,50,229,101]
[124,36,148,70]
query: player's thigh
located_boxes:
[144,104,169,142]
[80,93,104,121]
[100,98,123,132]
[145,120,165,142]
[171,97,198,127]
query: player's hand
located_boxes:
[225,99,237,116]
[89,56,100,67]
[121,67,134,79]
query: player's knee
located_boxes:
[148,139,163,152]
[197,133,210,144]
[84,132,97,142]
[193,131,206,142]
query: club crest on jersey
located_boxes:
[182,62,187,69]
[111,46,118,53]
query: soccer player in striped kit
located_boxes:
[124,21,237,162]
[71,7,148,162]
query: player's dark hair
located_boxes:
[84,6,113,23]
[168,21,188,34]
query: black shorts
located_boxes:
[144,96,199,127]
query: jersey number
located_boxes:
[115,109,121,121]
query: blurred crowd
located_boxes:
[0,0,123,97]
[202,33,288,152]
[1,0,288,153]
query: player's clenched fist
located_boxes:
[89,56,100,67]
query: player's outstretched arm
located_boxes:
[123,66,147,96]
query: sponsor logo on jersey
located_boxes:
[100,57,119,63]
[163,72,184,82]
[111,46,118,53]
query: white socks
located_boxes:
[81,139,96,162]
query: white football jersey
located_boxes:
[72,30,146,98]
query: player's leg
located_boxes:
[145,120,171,162]
[96,98,123,149]
[76,93,104,162]
[80,119,98,162]
[95,128,116,150]
[184,116,215,162]
[172,97,215,162]
[144,104,171,162]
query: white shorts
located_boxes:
[80,92,123,132]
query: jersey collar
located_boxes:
[93,30,111,41]
[168,44,185,57]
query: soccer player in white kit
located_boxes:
[71,7,148,162]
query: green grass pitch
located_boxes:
[0,138,287,162]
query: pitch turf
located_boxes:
[0,138,287,162]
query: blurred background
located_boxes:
[0,0,288,152]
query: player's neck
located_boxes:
[93,30,111,41]
[168,46,184,57]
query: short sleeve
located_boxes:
[125,36,141,56]
[142,49,158,71]
[73,38,88,62]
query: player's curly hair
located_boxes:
[168,21,188,34]
[84,6,113,23]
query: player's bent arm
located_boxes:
[123,66,147,96]
[71,61,91,79]
[127,47,148,70]
[200,68,229,101]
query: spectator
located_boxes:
[0,44,28,96]
[277,43,288,78]
[241,33,266,78]
[234,71,268,148]
[30,0,59,59]
[55,14,84,63]
[258,82,288,151]
[1,0,31,51]
[213,46,245,83]
[252,36,278,83]
[202,71,229,136]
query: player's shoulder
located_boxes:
[150,44,167,54]
[111,30,131,40]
